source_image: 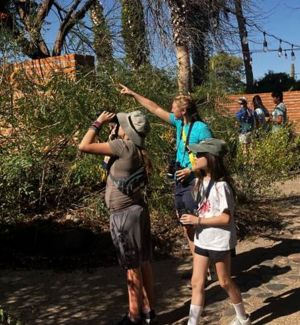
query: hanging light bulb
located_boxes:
[278,39,283,57]
[291,44,296,61]
[263,32,268,52]
[285,50,288,59]
[249,53,253,65]
[242,31,248,45]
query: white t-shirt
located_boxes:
[194,180,237,251]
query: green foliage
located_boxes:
[1,59,300,226]
[254,70,300,93]
[0,63,176,221]
[206,52,246,94]
[121,0,149,68]
[232,127,298,200]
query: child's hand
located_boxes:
[180,214,199,226]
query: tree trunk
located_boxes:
[89,0,113,66]
[235,0,253,93]
[168,0,191,93]
[121,0,149,69]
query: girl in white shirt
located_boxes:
[180,138,251,325]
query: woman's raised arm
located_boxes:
[119,84,171,123]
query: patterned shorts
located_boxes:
[110,204,152,269]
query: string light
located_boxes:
[291,44,296,61]
[285,50,288,59]
[263,32,268,52]
[249,52,252,65]
[278,39,283,57]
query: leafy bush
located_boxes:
[1,60,300,227]
[0,63,177,221]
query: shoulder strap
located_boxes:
[195,179,214,206]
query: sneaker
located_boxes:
[117,314,143,325]
[229,315,252,325]
[142,310,157,324]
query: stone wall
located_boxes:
[223,91,300,132]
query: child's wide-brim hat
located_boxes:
[117,110,150,148]
[188,138,228,157]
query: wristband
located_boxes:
[90,120,102,134]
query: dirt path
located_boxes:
[0,178,300,324]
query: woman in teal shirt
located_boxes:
[119,84,212,254]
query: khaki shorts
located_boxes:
[110,204,152,269]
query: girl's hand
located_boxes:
[180,214,199,226]
[175,168,191,182]
[96,111,116,124]
[119,83,134,96]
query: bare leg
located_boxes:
[191,254,209,306]
[127,267,143,320]
[215,254,242,304]
[141,261,155,311]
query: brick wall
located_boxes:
[11,53,95,83]
[1,54,95,136]
[222,91,300,132]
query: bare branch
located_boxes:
[53,0,96,56]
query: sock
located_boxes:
[187,304,203,325]
[232,302,247,320]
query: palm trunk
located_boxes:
[168,0,191,93]
[89,0,113,65]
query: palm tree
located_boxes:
[121,0,149,69]
[167,0,191,93]
[89,0,113,65]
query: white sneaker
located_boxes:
[229,316,252,325]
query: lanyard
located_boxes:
[179,121,195,166]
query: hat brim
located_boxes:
[117,112,145,148]
[188,141,227,157]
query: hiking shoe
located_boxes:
[142,310,157,324]
[229,315,252,325]
[117,314,143,325]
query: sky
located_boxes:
[247,0,300,80]
[44,0,300,81]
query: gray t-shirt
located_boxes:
[105,139,144,212]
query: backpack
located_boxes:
[109,149,148,196]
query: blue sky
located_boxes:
[248,0,300,80]
[45,0,300,81]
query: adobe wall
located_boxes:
[223,91,300,132]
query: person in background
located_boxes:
[252,95,270,130]
[235,97,256,152]
[180,138,252,325]
[271,90,287,132]
[119,84,212,258]
[79,111,155,325]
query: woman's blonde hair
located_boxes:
[173,94,203,122]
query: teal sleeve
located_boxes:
[199,124,213,141]
[169,112,176,126]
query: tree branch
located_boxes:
[53,0,96,56]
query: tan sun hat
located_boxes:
[117,110,150,148]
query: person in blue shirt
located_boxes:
[119,84,212,255]
[235,97,257,151]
